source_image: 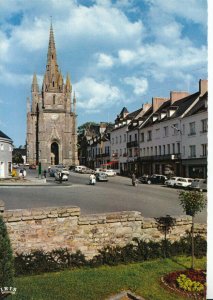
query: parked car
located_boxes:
[96,172,108,182]
[95,168,105,174]
[75,165,87,173]
[190,179,207,192]
[103,169,116,177]
[54,169,69,181]
[165,177,182,187]
[29,164,36,170]
[139,174,167,185]
[176,177,193,189]
[79,167,94,174]
[12,164,19,169]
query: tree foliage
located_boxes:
[78,122,99,134]
[179,190,206,269]
[12,152,24,164]
[0,215,14,286]
[179,191,206,217]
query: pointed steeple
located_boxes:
[65,73,72,93]
[44,21,60,92]
[31,73,39,93]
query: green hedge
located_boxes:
[0,215,14,286]
[14,233,207,276]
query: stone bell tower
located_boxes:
[26,23,79,168]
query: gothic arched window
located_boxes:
[53,95,56,105]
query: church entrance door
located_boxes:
[51,142,59,165]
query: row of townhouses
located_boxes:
[79,79,208,179]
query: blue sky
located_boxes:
[0,0,208,147]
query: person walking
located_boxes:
[89,173,96,185]
[58,170,63,184]
[132,172,137,186]
[43,169,47,178]
[23,168,27,178]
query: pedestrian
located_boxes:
[132,172,136,186]
[43,169,47,178]
[89,173,96,185]
[19,169,23,178]
[59,171,63,184]
[23,168,27,178]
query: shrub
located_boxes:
[14,235,207,276]
[0,215,14,286]
[177,274,205,292]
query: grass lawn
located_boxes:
[12,256,206,300]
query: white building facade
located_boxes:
[0,131,13,178]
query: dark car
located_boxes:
[138,174,167,185]
[96,172,108,182]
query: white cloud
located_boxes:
[75,77,122,112]
[96,53,114,68]
[0,66,32,86]
[124,76,148,95]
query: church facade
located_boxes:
[26,24,78,168]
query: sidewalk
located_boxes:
[0,176,49,186]
[0,175,73,186]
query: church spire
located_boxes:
[44,21,60,92]
[65,73,72,93]
[31,73,39,93]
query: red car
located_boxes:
[29,164,36,169]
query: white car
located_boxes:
[54,169,69,181]
[176,177,193,188]
[165,177,182,187]
[103,169,116,177]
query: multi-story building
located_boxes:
[0,130,13,178]
[78,79,207,179]
[137,79,207,178]
[181,81,207,178]
[85,123,113,169]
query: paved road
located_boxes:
[0,171,207,223]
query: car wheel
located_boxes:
[147,180,151,184]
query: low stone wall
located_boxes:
[0,203,207,259]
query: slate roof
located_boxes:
[0,130,12,140]
[184,92,207,117]
[142,92,200,128]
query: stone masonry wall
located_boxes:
[1,204,207,259]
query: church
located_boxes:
[26,23,79,168]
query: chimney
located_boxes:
[170,91,189,104]
[152,97,168,112]
[142,103,151,112]
[99,122,106,134]
[199,79,208,96]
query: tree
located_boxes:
[77,122,99,134]
[12,152,24,164]
[155,215,176,258]
[179,190,206,269]
[0,215,14,291]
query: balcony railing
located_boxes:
[127,141,138,148]
[96,153,110,158]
